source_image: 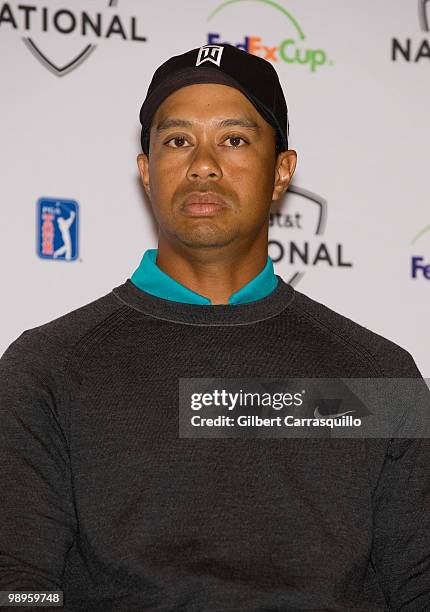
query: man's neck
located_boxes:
[155,240,270,305]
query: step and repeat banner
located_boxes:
[0,0,429,374]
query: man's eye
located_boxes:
[165,136,190,148]
[223,135,247,148]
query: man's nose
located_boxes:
[186,144,223,182]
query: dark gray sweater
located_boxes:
[1,276,429,611]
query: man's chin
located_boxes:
[175,228,238,250]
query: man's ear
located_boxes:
[137,153,151,198]
[272,149,297,201]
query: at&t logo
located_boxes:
[0,0,146,76]
[268,185,353,287]
[392,0,430,63]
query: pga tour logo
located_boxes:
[196,44,224,67]
[37,197,79,261]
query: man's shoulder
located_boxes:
[0,284,131,372]
[289,286,420,377]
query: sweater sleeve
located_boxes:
[0,330,77,607]
[370,351,430,611]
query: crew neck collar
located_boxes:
[130,249,278,305]
[112,275,295,326]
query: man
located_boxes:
[1,44,429,611]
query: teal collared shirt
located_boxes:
[130,249,278,305]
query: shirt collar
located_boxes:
[130,249,278,305]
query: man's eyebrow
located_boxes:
[216,118,261,131]
[155,118,193,132]
[155,117,261,133]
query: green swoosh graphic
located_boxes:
[411,224,430,246]
[208,0,305,41]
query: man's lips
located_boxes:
[180,192,228,217]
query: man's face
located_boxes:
[137,83,296,250]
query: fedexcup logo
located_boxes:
[392,0,430,62]
[0,0,146,76]
[206,0,333,73]
[268,185,353,287]
[410,224,430,279]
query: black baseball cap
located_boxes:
[139,43,289,154]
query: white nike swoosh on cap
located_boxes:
[313,407,356,419]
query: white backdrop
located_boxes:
[0,0,429,374]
